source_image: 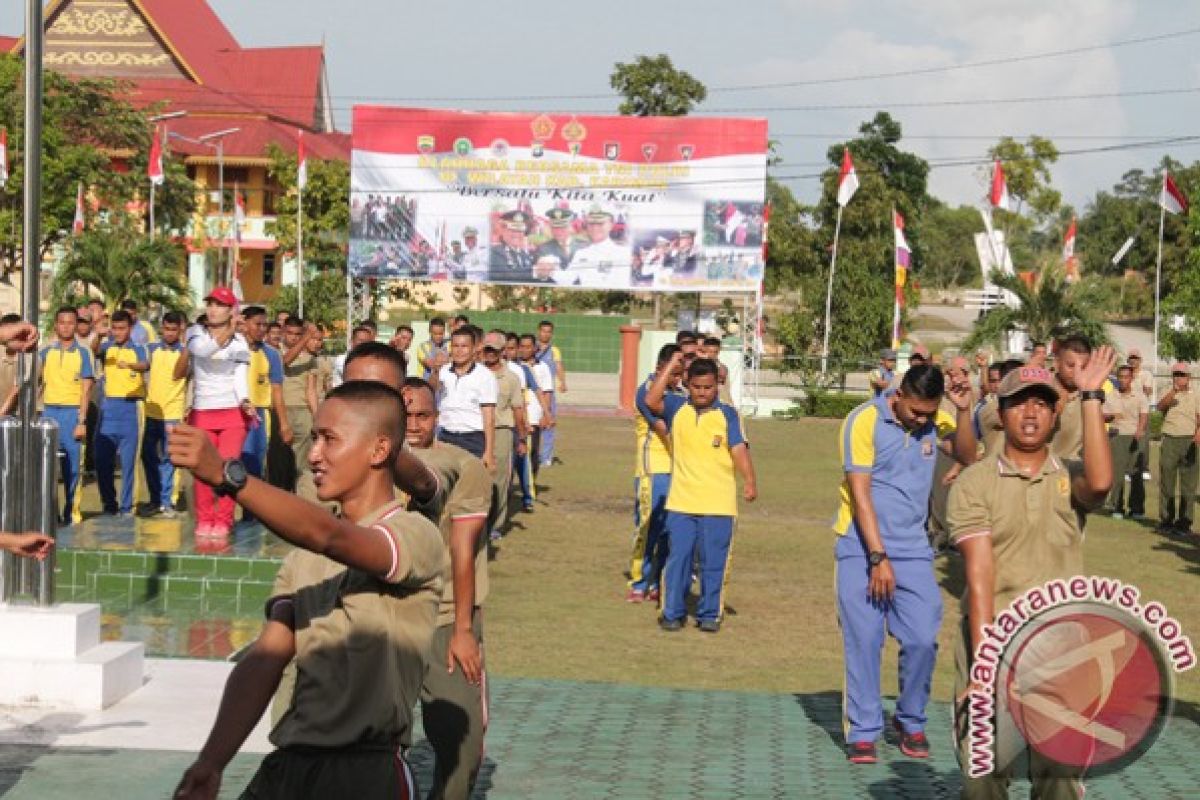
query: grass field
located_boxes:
[487,415,1200,707]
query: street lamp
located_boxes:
[170,127,239,285]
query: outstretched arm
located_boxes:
[1073,345,1117,506]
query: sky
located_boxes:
[4,0,1200,211]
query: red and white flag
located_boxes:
[1160,172,1188,215]
[990,159,1009,210]
[148,125,164,186]
[892,210,910,349]
[73,182,85,235]
[297,129,308,191]
[836,148,859,207]
[1062,216,1076,263]
[0,127,8,188]
[233,183,246,242]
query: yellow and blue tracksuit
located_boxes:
[40,341,95,524]
[659,394,746,624]
[242,343,283,479]
[96,339,148,514]
[142,341,186,510]
[536,344,561,466]
[833,392,953,744]
[629,375,677,593]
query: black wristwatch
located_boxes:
[215,459,249,497]
[868,550,889,567]
[1080,389,1105,402]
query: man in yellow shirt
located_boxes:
[40,306,95,525]
[140,311,187,518]
[96,310,149,516]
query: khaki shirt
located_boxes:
[948,454,1087,611]
[1161,388,1200,437]
[1050,393,1082,459]
[268,499,446,749]
[314,355,333,398]
[489,363,523,429]
[282,351,315,408]
[976,395,1004,458]
[1104,390,1148,437]
[411,443,493,627]
[1134,367,1155,400]
[0,353,18,412]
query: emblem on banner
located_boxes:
[679,144,694,161]
[604,142,620,161]
[641,143,658,161]
[562,116,587,149]
[491,139,510,158]
[417,135,435,154]
[531,141,545,158]
[453,137,473,156]
[531,114,556,141]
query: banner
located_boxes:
[349,107,768,292]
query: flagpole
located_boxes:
[297,184,305,319]
[1152,203,1166,375]
[148,181,156,239]
[820,204,844,375]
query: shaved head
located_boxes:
[324,381,406,455]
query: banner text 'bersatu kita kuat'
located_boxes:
[349,107,768,292]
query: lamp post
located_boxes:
[169,127,239,286]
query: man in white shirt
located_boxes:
[519,333,554,481]
[557,206,630,289]
[436,326,497,469]
[332,325,375,388]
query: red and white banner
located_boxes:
[0,127,7,189]
[892,210,910,348]
[73,182,85,235]
[297,129,308,191]
[1160,172,1188,215]
[349,107,768,291]
[836,148,859,208]
[1063,216,1079,282]
[148,125,164,187]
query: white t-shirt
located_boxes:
[437,362,498,433]
[331,353,347,388]
[184,324,250,411]
[525,361,552,425]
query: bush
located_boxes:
[774,392,865,419]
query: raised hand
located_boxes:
[1077,345,1118,393]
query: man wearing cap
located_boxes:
[1102,364,1148,518]
[565,206,630,288]
[481,331,527,540]
[534,208,579,274]
[869,350,897,397]
[460,227,489,281]
[949,351,1115,798]
[834,365,977,764]
[1156,362,1200,534]
[489,211,534,283]
[672,230,701,275]
[1127,349,1154,517]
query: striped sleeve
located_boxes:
[840,403,877,473]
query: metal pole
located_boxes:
[148,180,156,239]
[819,205,843,375]
[297,183,305,318]
[217,141,226,286]
[1153,204,1166,376]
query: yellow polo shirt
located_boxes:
[40,341,94,407]
[661,395,747,517]
[145,341,186,421]
[99,340,148,399]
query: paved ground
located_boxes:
[1,676,1197,798]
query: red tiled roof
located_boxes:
[165,117,349,163]
[135,0,240,84]
[0,36,16,53]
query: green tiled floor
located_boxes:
[2,678,1198,798]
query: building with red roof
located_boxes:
[4,0,349,303]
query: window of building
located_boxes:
[262,253,276,286]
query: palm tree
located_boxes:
[961,263,1109,352]
[51,226,193,314]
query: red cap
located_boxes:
[204,286,239,307]
[1171,362,1191,375]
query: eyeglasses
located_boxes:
[1173,372,1189,377]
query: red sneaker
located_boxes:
[646,587,661,603]
[893,718,930,759]
[846,741,877,764]
[625,588,645,603]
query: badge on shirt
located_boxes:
[1058,476,1070,496]
[712,435,723,448]
[922,440,935,458]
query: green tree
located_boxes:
[1161,199,1200,360]
[265,144,351,275]
[609,55,706,117]
[268,270,348,331]
[0,55,195,275]
[51,224,191,314]
[987,136,1061,223]
[961,265,1109,353]
[813,112,931,359]
[762,178,821,294]
[920,202,985,289]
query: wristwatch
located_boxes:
[215,459,249,497]
[868,550,888,567]
[1080,389,1105,402]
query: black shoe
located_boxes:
[697,619,721,633]
[847,741,878,764]
[893,718,930,758]
[659,617,683,632]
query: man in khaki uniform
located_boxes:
[343,350,493,800]
[1048,336,1092,459]
[929,356,975,551]
[948,351,1115,800]
[169,381,446,800]
[1156,362,1200,534]
[1102,364,1148,518]
[280,317,319,489]
[481,331,527,541]
[1126,349,1154,517]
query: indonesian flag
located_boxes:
[1160,172,1188,215]
[0,127,7,188]
[892,210,910,348]
[990,159,1010,210]
[233,183,246,242]
[148,125,164,186]
[1062,216,1076,263]
[836,148,859,207]
[297,129,308,190]
[73,182,85,235]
